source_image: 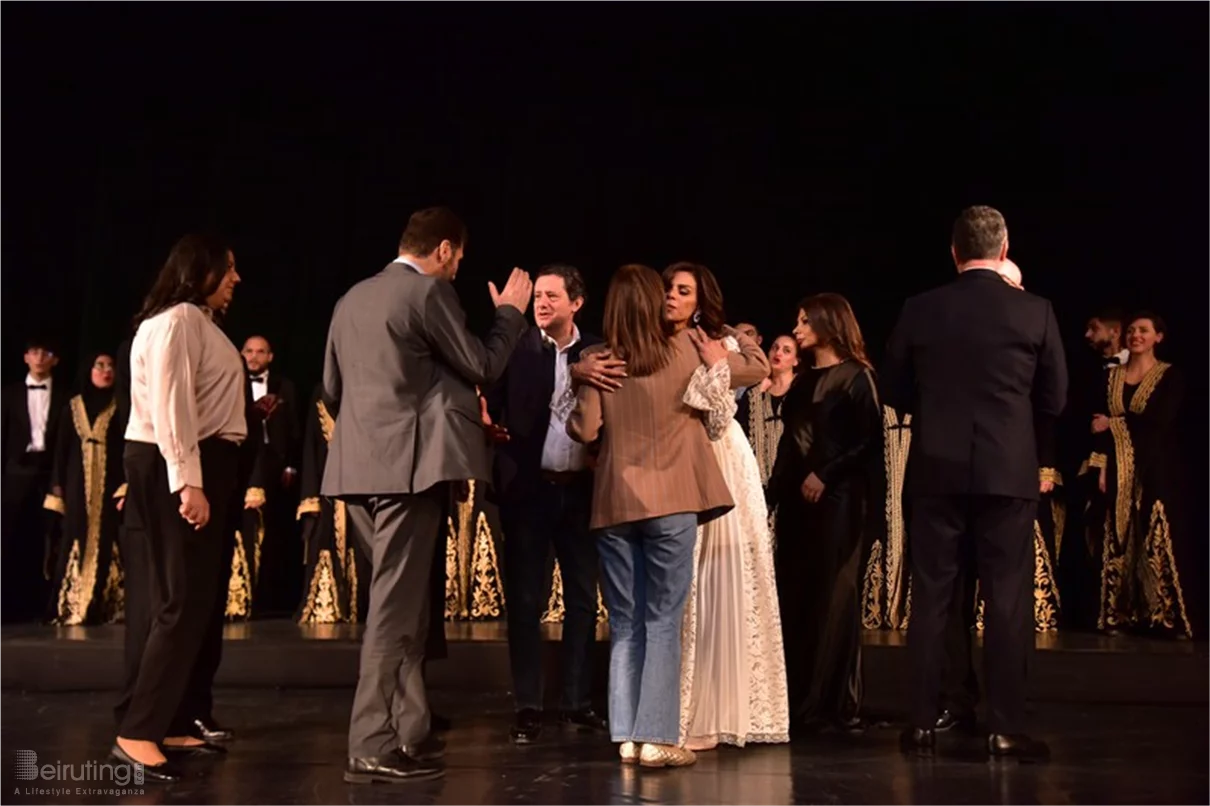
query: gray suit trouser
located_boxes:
[346,487,445,757]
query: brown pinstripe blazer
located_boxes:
[568,328,770,530]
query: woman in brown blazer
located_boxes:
[567,264,768,768]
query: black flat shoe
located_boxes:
[935,709,977,734]
[559,708,608,733]
[163,740,227,757]
[899,727,936,757]
[833,715,867,736]
[345,749,443,784]
[193,717,234,743]
[510,708,542,745]
[402,734,445,763]
[987,733,1050,763]
[109,744,182,783]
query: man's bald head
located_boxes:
[242,335,273,373]
[998,259,1023,290]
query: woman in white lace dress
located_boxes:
[662,262,790,751]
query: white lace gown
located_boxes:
[679,340,790,747]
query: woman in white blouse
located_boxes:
[110,234,245,782]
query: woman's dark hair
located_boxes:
[661,262,727,339]
[133,233,232,328]
[1127,310,1167,337]
[603,264,672,377]
[798,293,872,368]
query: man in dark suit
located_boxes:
[240,335,302,614]
[2,338,66,623]
[485,264,608,744]
[323,207,531,784]
[881,206,1067,761]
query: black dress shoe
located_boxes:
[344,749,443,784]
[163,740,227,757]
[193,718,234,743]
[109,744,182,783]
[510,708,542,744]
[899,727,936,757]
[833,715,867,735]
[935,709,977,734]
[431,712,452,732]
[559,708,608,732]
[402,734,446,763]
[987,733,1050,763]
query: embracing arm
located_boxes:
[724,329,770,390]
[815,367,884,486]
[567,384,603,444]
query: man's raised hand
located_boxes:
[489,268,534,314]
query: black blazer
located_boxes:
[1,377,68,473]
[880,268,1068,500]
[249,371,301,480]
[485,326,602,506]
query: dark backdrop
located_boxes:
[4,6,1205,480]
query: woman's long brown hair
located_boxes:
[603,264,673,377]
[661,262,727,339]
[798,293,872,368]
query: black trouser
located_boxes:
[908,495,1035,734]
[2,458,51,624]
[115,438,239,741]
[941,539,980,717]
[501,474,598,713]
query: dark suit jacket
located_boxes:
[2,377,68,474]
[880,268,1068,501]
[485,326,602,506]
[322,260,527,496]
[248,371,301,491]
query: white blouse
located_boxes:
[125,303,246,493]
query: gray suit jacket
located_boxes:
[321,260,528,497]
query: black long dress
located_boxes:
[295,385,370,624]
[42,385,124,625]
[1087,362,1196,637]
[767,360,884,730]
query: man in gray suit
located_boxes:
[323,207,532,783]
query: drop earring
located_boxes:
[692,310,701,326]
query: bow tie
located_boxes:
[26,384,47,390]
[250,374,266,382]
[1103,357,1121,366]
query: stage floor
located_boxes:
[2,688,1206,805]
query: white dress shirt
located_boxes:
[250,369,271,444]
[540,325,588,473]
[25,374,52,452]
[126,303,247,493]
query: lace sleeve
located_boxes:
[684,348,738,442]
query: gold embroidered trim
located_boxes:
[1098,509,1127,630]
[1128,362,1171,413]
[1141,500,1192,638]
[861,540,885,629]
[53,396,116,625]
[245,487,266,508]
[297,497,321,519]
[1088,453,1108,470]
[113,483,127,499]
[225,530,254,619]
[541,560,565,623]
[104,542,125,624]
[299,549,342,624]
[1051,498,1066,566]
[883,406,912,629]
[318,399,335,443]
[43,494,66,515]
[1033,520,1060,631]
[1039,467,1063,486]
[747,388,783,487]
[470,503,505,619]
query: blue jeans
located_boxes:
[595,512,698,745]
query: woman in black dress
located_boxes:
[1087,311,1195,638]
[43,351,125,625]
[768,293,883,735]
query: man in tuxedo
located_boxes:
[485,264,607,744]
[881,206,1066,761]
[732,322,763,402]
[241,335,302,614]
[323,207,532,784]
[1,338,66,623]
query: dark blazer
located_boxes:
[2,377,68,474]
[322,260,527,497]
[485,326,602,506]
[248,371,301,486]
[880,268,1068,501]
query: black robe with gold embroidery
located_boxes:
[1086,362,1195,637]
[295,385,369,624]
[42,394,124,625]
